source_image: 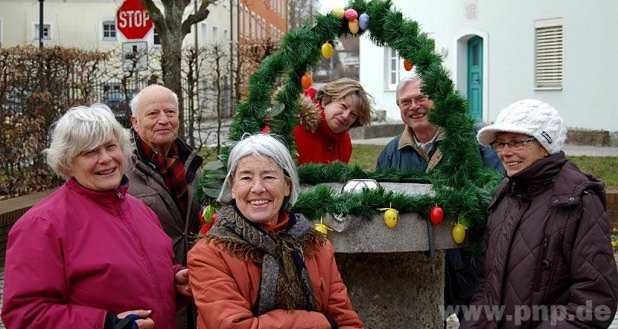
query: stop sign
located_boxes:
[116,0,153,40]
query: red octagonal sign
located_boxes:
[116,0,153,40]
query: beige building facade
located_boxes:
[0,0,233,50]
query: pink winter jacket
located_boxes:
[1,178,178,329]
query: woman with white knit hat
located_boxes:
[460,99,618,329]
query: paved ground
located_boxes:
[353,137,618,157]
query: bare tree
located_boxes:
[183,47,200,147]
[208,44,227,153]
[288,0,319,30]
[142,0,215,137]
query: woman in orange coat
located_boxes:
[188,134,363,329]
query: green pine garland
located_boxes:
[201,0,503,231]
[298,162,430,185]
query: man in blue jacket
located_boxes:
[376,76,503,321]
[377,76,502,171]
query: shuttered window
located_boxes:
[535,18,563,90]
[384,47,400,90]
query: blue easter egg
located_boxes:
[359,13,370,30]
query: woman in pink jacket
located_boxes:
[1,104,190,329]
[188,134,363,328]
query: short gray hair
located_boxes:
[45,104,133,179]
[129,85,179,116]
[395,76,423,105]
[218,134,300,210]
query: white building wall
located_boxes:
[360,0,618,131]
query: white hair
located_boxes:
[45,104,133,179]
[395,76,423,105]
[218,134,300,210]
[130,85,179,116]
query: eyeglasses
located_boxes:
[490,137,537,152]
[398,96,428,108]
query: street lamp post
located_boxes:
[38,0,45,48]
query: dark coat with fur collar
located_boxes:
[461,152,618,329]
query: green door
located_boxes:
[467,36,483,122]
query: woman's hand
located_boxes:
[117,309,155,329]
[175,268,192,297]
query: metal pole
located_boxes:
[234,0,240,114]
[194,0,199,110]
[38,0,44,48]
[229,0,234,115]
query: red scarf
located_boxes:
[138,139,188,215]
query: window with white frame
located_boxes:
[534,18,563,90]
[102,20,116,40]
[260,18,265,39]
[153,26,160,45]
[201,23,208,45]
[241,6,247,37]
[34,23,51,41]
[247,10,252,38]
[251,13,256,39]
[212,26,218,42]
[385,47,400,90]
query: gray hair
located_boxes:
[218,134,300,210]
[129,85,179,116]
[395,76,423,105]
[45,104,133,179]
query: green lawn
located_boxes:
[200,144,618,188]
[350,144,618,188]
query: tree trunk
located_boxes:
[160,21,185,138]
[143,0,211,139]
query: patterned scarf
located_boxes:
[137,137,188,215]
[206,205,324,314]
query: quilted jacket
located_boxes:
[460,152,618,329]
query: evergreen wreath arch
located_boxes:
[210,0,502,231]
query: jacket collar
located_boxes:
[398,126,444,149]
[132,129,194,165]
[489,152,604,209]
[66,176,129,209]
[131,129,203,183]
[508,152,567,198]
[398,126,445,172]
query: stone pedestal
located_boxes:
[319,182,456,328]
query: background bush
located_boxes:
[0,46,109,199]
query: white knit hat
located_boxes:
[477,99,566,154]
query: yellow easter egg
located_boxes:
[383,208,399,229]
[321,42,334,58]
[452,223,466,244]
[331,7,345,18]
[314,223,329,236]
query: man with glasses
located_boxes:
[376,76,503,324]
[377,76,501,171]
